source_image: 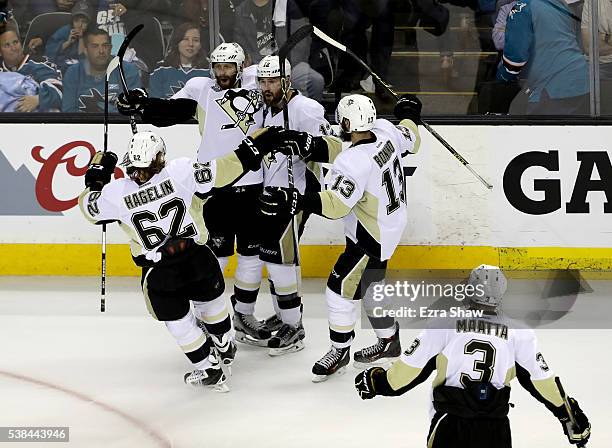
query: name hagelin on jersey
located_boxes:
[216,89,263,134]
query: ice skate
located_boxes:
[353,322,401,369]
[312,346,350,383]
[184,358,229,392]
[233,311,271,347]
[267,321,305,356]
[264,313,283,333]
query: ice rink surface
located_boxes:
[0,276,610,448]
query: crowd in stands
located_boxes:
[0,0,610,115]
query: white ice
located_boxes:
[0,277,609,448]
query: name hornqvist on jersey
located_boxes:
[373,141,396,168]
[123,180,175,210]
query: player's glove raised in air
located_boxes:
[558,397,591,445]
[394,94,422,123]
[235,126,284,171]
[85,151,118,191]
[355,367,386,400]
[259,186,302,216]
[117,88,148,115]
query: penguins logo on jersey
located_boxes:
[215,89,263,134]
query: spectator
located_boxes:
[497,0,589,115]
[61,27,140,112]
[88,0,167,70]
[148,22,209,98]
[582,0,612,79]
[23,0,77,55]
[234,0,324,101]
[44,0,91,73]
[493,0,516,51]
[177,0,237,50]
[0,24,63,111]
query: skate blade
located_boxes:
[353,357,399,370]
[212,380,230,393]
[311,365,347,383]
[268,340,305,357]
[235,331,269,347]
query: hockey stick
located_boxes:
[117,24,144,135]
[555,377,587,448]
[99,56,120,313]
[308,26,493,190]
[277,26,315,267]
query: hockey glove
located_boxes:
[273,129,328,160]
[117,88,148,115]
[355,367,386,400]
[259,186,302,216]
[234,127,284,171]
[85,151,118,191]
[559,397,591,445]
[394,94,422,123]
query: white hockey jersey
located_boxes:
[172,77,264,186]
[320,118,420,260]
[388,314,562,418]
[79,155,246,264]
[261,93,331,193]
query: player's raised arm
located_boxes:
[78,151,121,225]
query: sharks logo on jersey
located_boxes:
[78,88,116,112]
[215,88,263,134]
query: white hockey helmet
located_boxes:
[335,94,376,132]
[257,55,291,78]
[210,42,245,77]
[468,264,507,307]
[126,131,166,168]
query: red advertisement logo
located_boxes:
[32,141,123,212]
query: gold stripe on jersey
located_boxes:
[180,332,206,353]
[274,283,299,295]
[280,212,303,264]
[197,105,206,135]
[340,253,369,299]
[427,414,448,448]
[388,358,423,391]
[323,135,344,163]
[532,376,564,408]
[504,365,516,386]
[214,152,247,187]
[188,195,208,244]
[199,307,229,324]
[142,269,158,320]
[432,354,449,388]
[320,190,352,219]
[329,323,355,332]
[399,118,421,154]
[120,222,145,258]
[354,192,382,243]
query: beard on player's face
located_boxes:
[213,63,238,89]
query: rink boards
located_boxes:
[1,123,611,276]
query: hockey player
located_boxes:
[78,127,281,390]
[259,94,422,380]
[117,42,272,347]
[257,55,331,355]
[354,265,591,448]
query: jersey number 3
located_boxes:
[131,198,197,250]
[460,339,497,389]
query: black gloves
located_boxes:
[259,186,302,216]
[273,129,316,159]
[85,151,118,191]
[117,88,148,115]
[234,126,284,171]
[558,397,591,445]
[355,367,386,400]
[394,94,422,123]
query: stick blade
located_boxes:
[278,24,313,61]
[117,24,144,59]
[312,26,347,52]
[106,56,120,80]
